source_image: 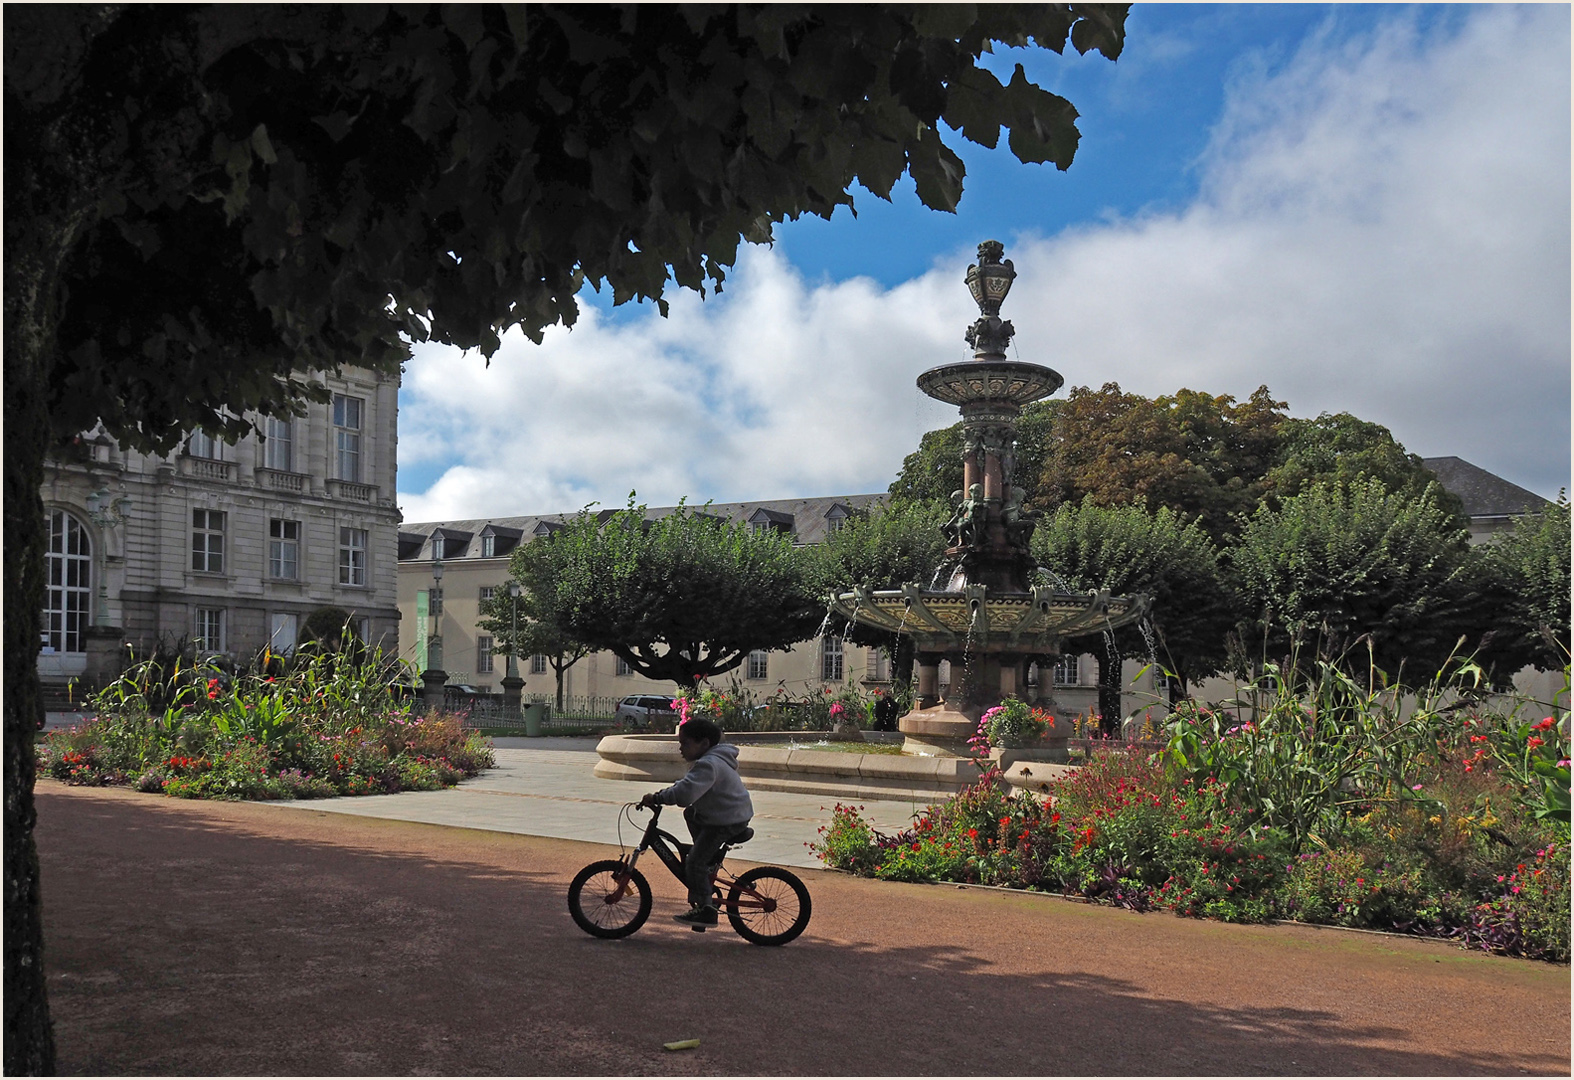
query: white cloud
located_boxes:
[399,5,1570,522]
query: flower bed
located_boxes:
[813,659,1571,962]
[37,643,493,800]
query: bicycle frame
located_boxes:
[611,805,778,915]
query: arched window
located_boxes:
[43,510,91,654]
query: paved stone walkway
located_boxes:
[265,737,933,867]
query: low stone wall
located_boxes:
[593,733,1077,803]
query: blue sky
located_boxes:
[400,4,1569,521]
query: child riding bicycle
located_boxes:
[638,715,753,929]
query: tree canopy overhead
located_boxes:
[12,3,1130,454]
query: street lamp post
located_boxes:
[500,580,524,713]
[421,550,448,713]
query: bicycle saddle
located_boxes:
[725,827,755,847]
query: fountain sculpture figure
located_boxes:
[828,241,1150,757]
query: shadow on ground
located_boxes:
[37,787,1568,1076]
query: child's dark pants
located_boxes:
[683,806,747,910]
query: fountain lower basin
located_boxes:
[593,733,1074,803]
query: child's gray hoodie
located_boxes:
[650,743,753,826]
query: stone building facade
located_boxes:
[39,367,402,693]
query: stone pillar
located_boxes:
[83,626,127,687]
[998,659,1018,699]
[421,668,447,714]
[916,656,940,708]
[500,674,524,712]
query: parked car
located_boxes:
[614,694,679,731]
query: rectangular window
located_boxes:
[333,393,363,482]
[821,636,843,682]
[482,534,495,557]
[531,653,548,675]
[191,509,226,573]
[268,518,300,579]
[269,613,298,654]
[187,431,222,460]
[338,527,367,586]
[1054,654,1080,686]
[355,617,371,645]
[263,416,292,471]
[615,656,632,676]
[476,636,494,674]
[194,607,225,652]
[478,585,496,604]
[747,649,769,680]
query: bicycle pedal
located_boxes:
[690,924,707,933]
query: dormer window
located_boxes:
[480,524,522,558]
[748,508,795,537]
[825,504,850,534]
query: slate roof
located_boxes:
[1422,457,1550,520]
[399,493,887,559]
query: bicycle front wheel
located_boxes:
[568,860,652,939]
[726,866,811,946]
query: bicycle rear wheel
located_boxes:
[726,866,811,946]
[568,860,652,939]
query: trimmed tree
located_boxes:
[522,503,824,686]
[811,498,952,687]
[477,565,591,712]
[1470,496,1572,674]
[1032,498,1236,733]
[5,6,1129,1065]
[1228,477,1476,679]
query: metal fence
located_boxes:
[453,694,623,732]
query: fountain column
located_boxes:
[827,239,1150,762]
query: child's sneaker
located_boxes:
[673,904,718,931]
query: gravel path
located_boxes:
[36,783,1570,1076]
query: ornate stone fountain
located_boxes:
[828,240,1150,757]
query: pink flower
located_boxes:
[1411,784,1423,791]
[829,703,844,717]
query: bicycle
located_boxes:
[567,803,812,946]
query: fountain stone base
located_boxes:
[897,704,979,757]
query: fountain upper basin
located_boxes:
[830,583,1149,654]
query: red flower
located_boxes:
[1528,736,1545,749]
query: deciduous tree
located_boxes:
[811,498,953,686]
[1032,498,1235,732]
[477,577,590,712]
[1229,478,1476,679]
[525,503,824,686]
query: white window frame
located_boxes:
[531,653,548,675]
[615,656,632,677]
[43,510,91,654]
[194,607,226,652]
[478,585,496,604]
[747,649,769,680]
[1054,655,1080,686]
[268,518,300,580]
[821,636,843,682]
[477,636,494,674]
[192,509,226,574]
[333,393,363,482]
[263,415,293,471]
[338,526,367,587]
[269,612,298,655]
[482,534,495,557]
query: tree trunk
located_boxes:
[1096,637,1123,738]
[554,660,565,712]
[4,200,68,1080]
